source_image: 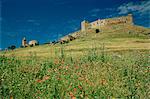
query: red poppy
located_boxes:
[54,59,59,65]
[65,66,69,70]
[75,66,79,70]
[57,77,61,81]
[100,79,107,85]
[74,88,77,92]
[78,85,82,90]
[43,76,50,80]
[69,92,76,99]
[36,79,43,83]
[10,96,13,99]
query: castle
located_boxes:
[20,14,134,47]
[60,14,134,42]
[81,14,133,31]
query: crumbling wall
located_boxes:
[103,14,133,25]
[81,14,133,31]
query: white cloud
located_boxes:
[91,14,98,17]
[117,1,150,27]
[89,8,100,13]
[118,1,150,15]
[27,19,36,23]
[27,19,41,26]
[88,8,116,18]
[88,8,101,17]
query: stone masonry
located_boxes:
[81,14,133,31]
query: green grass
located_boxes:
[0,48,150,98]
[1,24,150,58]
[0,24,150,98]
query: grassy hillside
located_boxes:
[1,24,150,59]
[0,24,150,98]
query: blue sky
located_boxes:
[0,0,150,49]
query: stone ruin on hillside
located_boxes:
[22,37,28,47]
[59,14,134,43]
[22,37,39,47]
[81,14,133,31]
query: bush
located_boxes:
[30,44,33,47]
[8,45,16,50]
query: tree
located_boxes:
[8,46,11,50]
[10,45,16,50]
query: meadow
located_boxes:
[0,24,150,98]
[0,46,150,98]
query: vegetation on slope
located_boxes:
[0,49,150,98]
[0,24,150,98]
[1,24,150,59]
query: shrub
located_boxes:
[8,45,16,50]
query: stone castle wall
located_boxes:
[81,14,133,31]
[60,14,133,42]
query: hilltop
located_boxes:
[1,14,150,59]
[1,15,150,98]
[1,23,150,59]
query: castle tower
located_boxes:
[22,37,27,47]
[81,20,90,31]
[127,14,133,25]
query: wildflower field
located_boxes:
[0,24,150,98]
[0,48,150,98]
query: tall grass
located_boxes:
[0,47,149,98]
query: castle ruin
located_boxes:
[22,37,28,47]
[22,37,39,47]
[60,14,134,43]
[81,14,133,31]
